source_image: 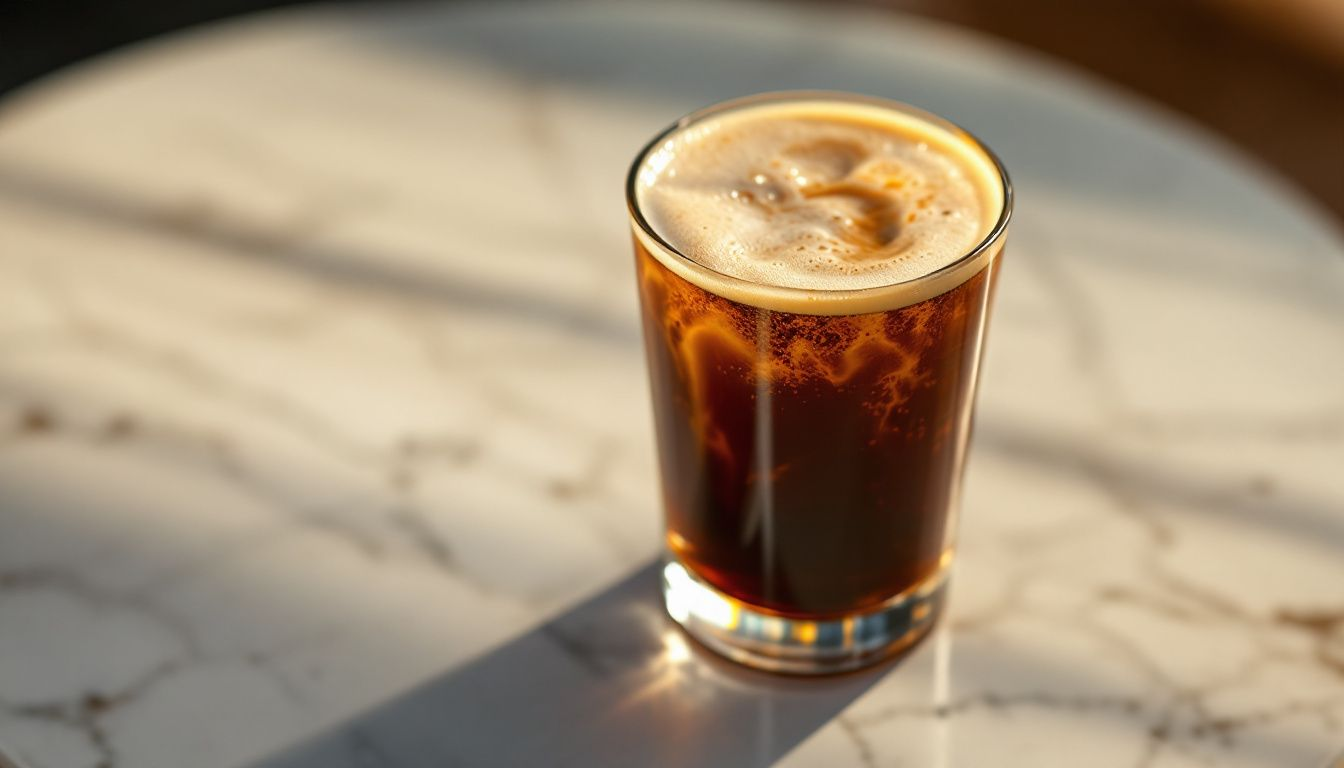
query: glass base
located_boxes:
[662,558,946,675]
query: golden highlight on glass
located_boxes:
[628,93,1012,673]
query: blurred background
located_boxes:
[2,0,1342,222]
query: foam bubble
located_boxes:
[635,100,1003,294]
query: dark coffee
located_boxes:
[636,240,998,618]
[629,94,1010,671]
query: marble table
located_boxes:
[1,1,1342,766]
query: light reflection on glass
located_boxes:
[663,560,738,630]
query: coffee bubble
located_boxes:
[635,100,1003,299]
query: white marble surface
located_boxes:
[0,1,1341,766]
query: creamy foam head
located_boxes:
[632,97,1007,311]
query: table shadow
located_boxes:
[249,560,909,768]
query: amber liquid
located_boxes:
[636,241,998,619]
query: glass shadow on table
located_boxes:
[251,561,927,768]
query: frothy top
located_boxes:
[632,98,1007,309]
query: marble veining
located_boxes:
[0,1,1341,767]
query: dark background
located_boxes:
[2,0,1342,222]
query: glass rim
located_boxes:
[625,91,1014,312]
